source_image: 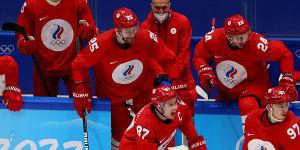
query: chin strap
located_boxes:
[267,104,284,123]
[156,103,166,118]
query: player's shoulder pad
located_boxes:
[138,29,159,44]
[245,109,264,129]
[249,32,269,53]
[203,28,224,44]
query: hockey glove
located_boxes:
[17,35,36,55]
[188,136,207,150]
[78,23,99,42]
[279,73,298,101]
[171,80,194,112]
[2,86,23,112]
[198,64,217,90]
[154,74,172,87]
[73,82,92,118]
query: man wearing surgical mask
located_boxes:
[141,0,197,121]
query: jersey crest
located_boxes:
[247,139,275,150]
[216,60,247,89]
[41,19,74,51]
[112,59,143,84]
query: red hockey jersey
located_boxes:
[72,29,180,103]
[193,28,294,93]
[243,109,300,150]
[16,0,95,75]
[119,100,198,150]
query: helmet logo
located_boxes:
[152,89,156,94]
[116,13,120,18]
[227,21,231,25]
[170,28,176,34]
[125,15,133,21]
[238,20,244,26]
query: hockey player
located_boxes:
[193,14,298,131]
[16,0,98,97]
[119,85,207,150]
[243,86,300,149]
[0,56,23,112]
[141,0,196,115]
[71,7,181,149]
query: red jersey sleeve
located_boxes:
[16,1,35,39]
[147,31,181,79]
[177,100,198,143]
[0,56,19,86]
[192,30,214,72]
[177,17,192,68]
[76,0,95,25]
[250,33,294,73]
[148,58,166,77]
[72,37,101,82]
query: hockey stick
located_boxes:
[2,22,51,96]
[207,18,216,100]
[82,109,89,150]
[75,29,89,150]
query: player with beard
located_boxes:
[243,86,300,149]
[119,85,207,150]
[193,14,298,131]
[71,7,181,149]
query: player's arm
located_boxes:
[256,38,298,100]
[72,37,101,117]
[192,34,217,90]
[0,56,23,112]
[282,121,300,150]
[178,104,207,150]
[77,0,99,41]
[192,34,213,70]
[177,17,192,69]
[148,31,181,80]
[16,1,37,55]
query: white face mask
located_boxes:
[154,13,168,24]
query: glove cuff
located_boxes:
[5,86,21,93]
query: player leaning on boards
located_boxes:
[140,0,196,116]
[0,56,23,112]
[243,86,300,149]
[193,14,298,132]
[71,7,181,149]
[16,0,98,97]
[119,85,207,150]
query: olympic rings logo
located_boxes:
[50,39,66,47]
[295,50,300,59]
[224,77,238,86]
[0,45,14,55]
[121,74,135,81]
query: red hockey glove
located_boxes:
[279,74,298,101]
[78,24,99,42]
[2,86,23,112]
[171,80,194,111]
[198,64,217,90]
[188,136,207,150]
[73,82,92,118]
[17,35,36,55]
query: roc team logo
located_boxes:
[41,19,73,52]
[247,139,275,150]
[216,60,247,89]
[112,59,143,84]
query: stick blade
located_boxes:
[2,22,18,31]
[196,85,208,100]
